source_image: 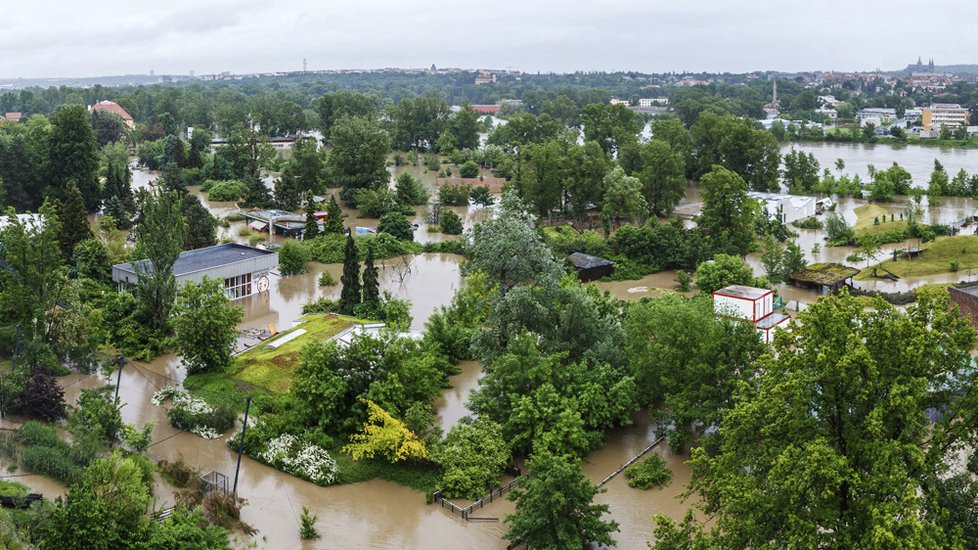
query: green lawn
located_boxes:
[853,204,908,239]
[857,235,978,279]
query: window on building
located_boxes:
[224,273,253,299]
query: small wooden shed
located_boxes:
[789,263,859,295]
[567,252,615,282]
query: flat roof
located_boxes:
[756,312,790,329]
[715,285,771,300]
[114,243,275,277]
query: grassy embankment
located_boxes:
[853,204,909,240]
[856,234,978,280]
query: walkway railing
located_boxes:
[597,435,666,488]
[432,476,523,521]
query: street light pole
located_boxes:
[232,396,253,495]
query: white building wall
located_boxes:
[714,295,755,321]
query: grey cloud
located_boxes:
[0,0,976,77]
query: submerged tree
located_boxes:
[323,195,344,234]
[172,278,244,374]
[48,104,101,210]
[505,450,618,549]
[59,181,92,260]
[360,245,380,314]
[303,191,320,240]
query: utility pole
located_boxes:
[233,396,253,494]
[113,354,125,403]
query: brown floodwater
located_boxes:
[55,162,708,549]
[784,142,978,188]
[434,360,482,432]
[584,412,694,549]
[237,253,464,333]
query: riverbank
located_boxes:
[857,234,978,280]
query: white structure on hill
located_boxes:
[747,192,816,225]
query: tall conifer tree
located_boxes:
[303,192,320,240]
[59,181,91,260]
[339,233,361,315]
[361,245,379,313]
[324,195,344,234]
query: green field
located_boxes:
[857,234,978,279]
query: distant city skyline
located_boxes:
[1,0,976,79]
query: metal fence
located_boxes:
[432,476,523,521]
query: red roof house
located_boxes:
[469,105,500,115]
[89,100,134,128]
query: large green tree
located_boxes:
[323,195,344,234]
[327,116,391,201]
[446,102,481,151]
[602,165,648,230]
[638,138,686,216]
[181,194,217,250]
[317,91,377,142]
[172,278,244,374]
[134,190,186,339]
[303,192,320,240]
[431,418,510,499]
[579,103,642,155]
[657,290,977,548]
[693,253,758,294]
[690,112,780,191]
[464,191,562,294]
[38,453,152,549]
[696,166,757,255]
[386,95,449,151]
[0,201,68,345]
[624,293,764,450]
[360,244,380,314]
[505,450,618,549]
[48,104,101,210]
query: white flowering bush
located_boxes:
[257,434,338,486]
[151,386,234,440]
[227,429,338,486]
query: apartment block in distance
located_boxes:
[922,103,969,131]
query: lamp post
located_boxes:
[232,396,253,494]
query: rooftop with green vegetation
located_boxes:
[791,263,860,286]
[232,314,358,393]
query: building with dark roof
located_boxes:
[567,252,615,282]
[112,243,278,300]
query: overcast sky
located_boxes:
[2,0,975,78]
